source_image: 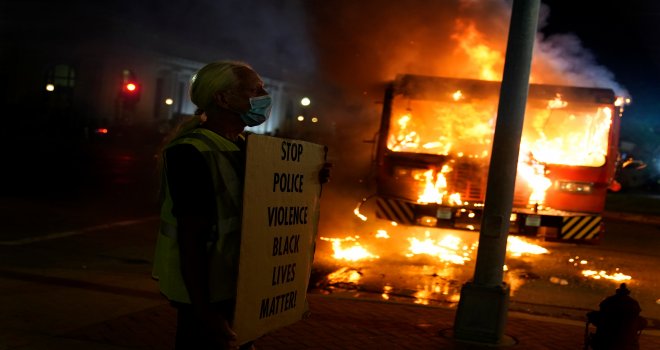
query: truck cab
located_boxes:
[369,74,621,243]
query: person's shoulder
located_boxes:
[165,143,203,162]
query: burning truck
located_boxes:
[363,74,622,244]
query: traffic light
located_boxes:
[119,70,141,110]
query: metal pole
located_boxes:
[453,0,540,345]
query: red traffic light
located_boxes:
[123,82,138,93]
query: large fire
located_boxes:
[320,229,552,304]
[385,18,618,208]
[386,85,613,208]
[321,231,548,264]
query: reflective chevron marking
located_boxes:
[375,198,415,225]
[561,215,602,240]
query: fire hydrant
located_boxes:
[586,283,647,350]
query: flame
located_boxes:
[413,287,432,305]
[416,166,463,205]
[526,106,613,167]
[506,236,549,257]
[387,87,613,207]
[417,169,446,204]
[327,267,362,284]
[451,20,504,81]
[406,232,474,265]
[548,94,568,109]
[384,21,616,207]
[388,114,420,152]
[517,150,552,207]
[582,270,632,282]
[320,236,379,261]
[448,193,463,206]
[375,230,390,239]
[570,256,632,282]
[614,96,624,107]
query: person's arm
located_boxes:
[165,145,216,311]
[166,144,238,346]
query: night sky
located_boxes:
[541,0,660,127]
[5,0,658,154]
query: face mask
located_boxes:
[240,95,272,127]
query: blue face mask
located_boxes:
[241,95,272,127]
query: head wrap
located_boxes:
[189,61,252,114]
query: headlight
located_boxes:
[556,181,593,193]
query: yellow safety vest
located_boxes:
[153,128,244,303]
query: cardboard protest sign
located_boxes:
[233,134,326,344]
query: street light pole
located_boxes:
[453,0,540,345]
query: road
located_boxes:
[1,134,659,349]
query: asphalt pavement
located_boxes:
[2,137,660,349]
[4,293,659,350]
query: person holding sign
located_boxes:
[152,61,329,350]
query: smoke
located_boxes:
[305,0,626,97]
[533,33,628,96]
[302,0,627,239]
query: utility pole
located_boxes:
[453,0,540,345]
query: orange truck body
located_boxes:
[372,74,621,243]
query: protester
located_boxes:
[152,60,328,349]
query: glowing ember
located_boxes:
[320,237,379,261]
[452,90,463,101]
[375,230,390,239]
[327,267,362,284]
[353,204,367,221]
[506,236,549,257]
[581,270,632,282]
[550,276,569,285]
[406,232,473,265]
[382,285,393,300]
[413,287,431,305]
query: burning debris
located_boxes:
[506,236,550,257]
[326,267,363,285]
[406,232,475,265]
[568,256,633,282]
[581,269,632,282]
[319,236,379,261]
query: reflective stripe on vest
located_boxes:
[153,128,243,304]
